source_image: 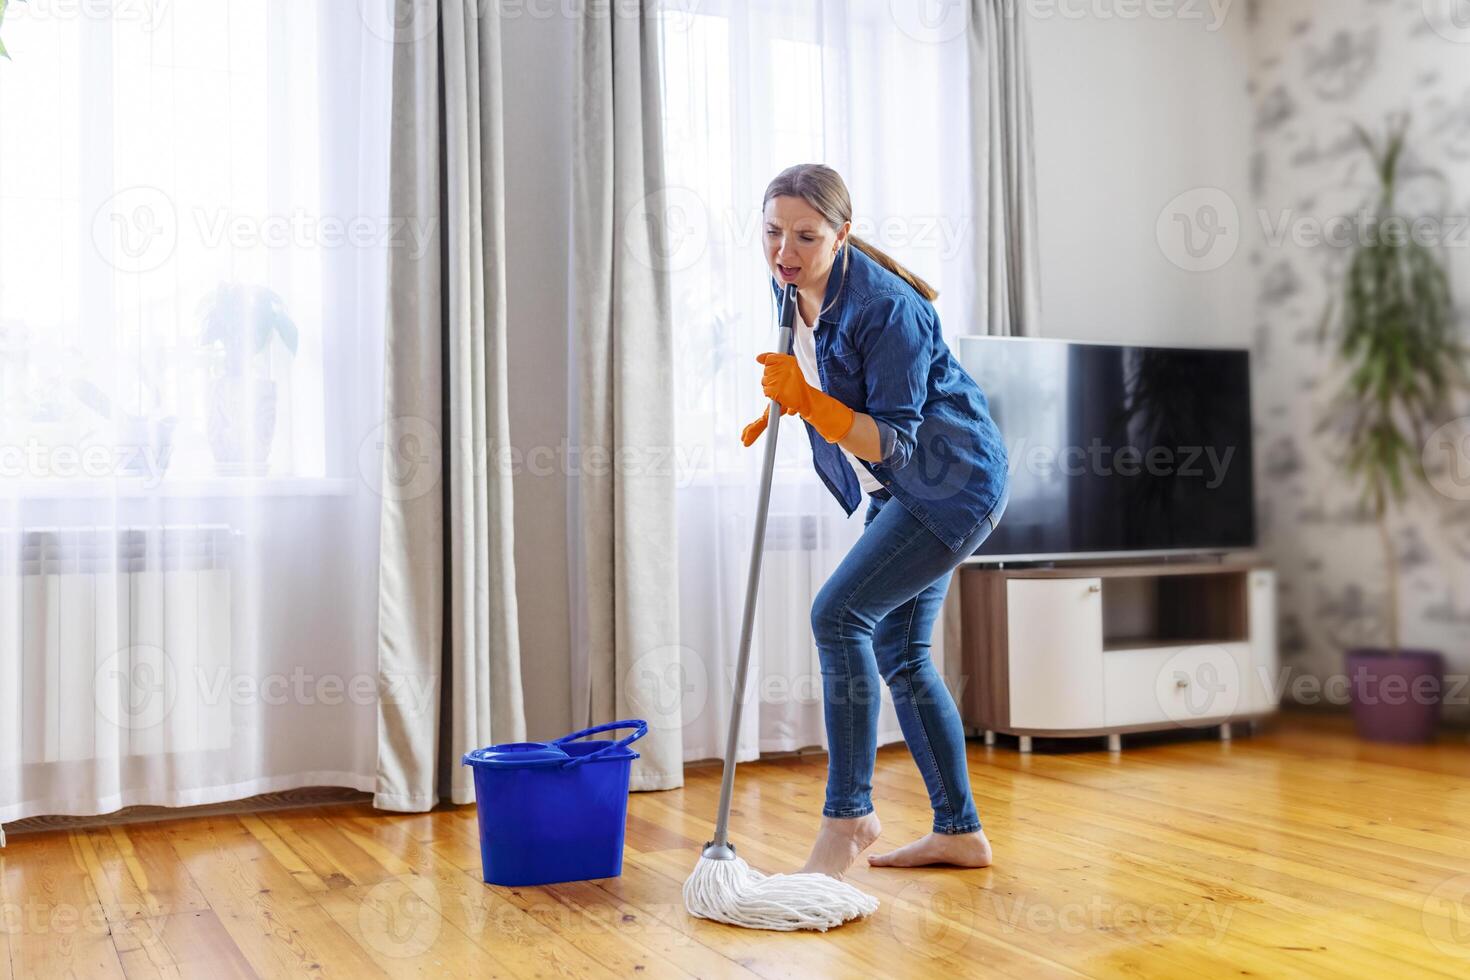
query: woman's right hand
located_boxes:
[741,404,797,447]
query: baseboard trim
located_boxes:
[3,786,373,837]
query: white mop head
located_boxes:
[683,854,880,932]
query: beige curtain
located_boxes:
[568,2,683,791]
[970,0,1043,337]
[375,0,525,811]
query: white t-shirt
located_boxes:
[791,315,884,495]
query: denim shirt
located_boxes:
[770,244,1009,554]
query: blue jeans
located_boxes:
[811,486,1008,834]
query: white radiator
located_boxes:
[0,525,236,766]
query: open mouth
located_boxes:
[776,263,801,281]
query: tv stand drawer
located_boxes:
[1102,642,1252,728]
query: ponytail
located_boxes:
[847,234,939,302]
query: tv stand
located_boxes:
[957,557,1277,751]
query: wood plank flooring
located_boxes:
[4,714,1470,978]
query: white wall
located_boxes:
[498,8,1276,737]
[501,9,576,741]
[1028,7,1256,349]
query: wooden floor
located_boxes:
[4,714,1470,978]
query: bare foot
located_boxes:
[799,813,882,879]
[868,828,993,868]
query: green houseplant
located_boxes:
[1318,115,1468,742]
[198,283,298,475]
[0,0,24,60]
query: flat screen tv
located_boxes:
[957,338,1256,562]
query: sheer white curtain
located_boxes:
[0,1,392,828]
[657,0,974,763]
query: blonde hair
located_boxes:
[762,163,939,302]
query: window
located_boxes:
[0,1,386,489]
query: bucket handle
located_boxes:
[553,719,647,769]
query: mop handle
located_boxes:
[709,281,799,851]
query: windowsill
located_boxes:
[0,478,359,500]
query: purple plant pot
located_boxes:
[1344,648,1444,744]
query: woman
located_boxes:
[742,164,1010,878]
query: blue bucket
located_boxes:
[462,719,647,887]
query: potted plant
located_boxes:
[71,377,178,482]
[198,283,298,475]
[1318,115,1468,743]
[0,0,23,60]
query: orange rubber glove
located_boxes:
[754,352,855,444]
[740,403,797,447]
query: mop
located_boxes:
[682,282,880,932]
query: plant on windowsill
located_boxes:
[71,377,178,482]
[198,283,299,476]
[1317,114,1468,743]
[0,0,24,60]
